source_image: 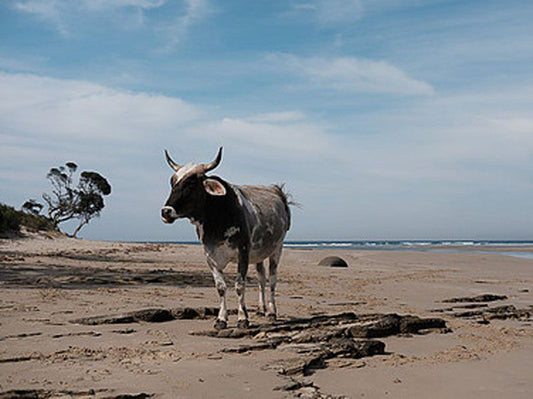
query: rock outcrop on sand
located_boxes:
[69,307,448,377]
[318,256,348,267]
[442,294,508,303]
[433,293,532,324]
[191,311,448,376]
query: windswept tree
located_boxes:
[72,171,112,237]
[26,162,111,237]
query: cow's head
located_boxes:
[161,147,226,224]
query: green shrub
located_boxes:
[0,203,57,236]
[20,212,56,232]
[0,203,22,234]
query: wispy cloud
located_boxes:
[269,53,435,95]
[13,0,68,35]
[289,0,363,25]
[10,0,211,48]
[154,0,211,53]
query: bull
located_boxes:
[161,148,291,329]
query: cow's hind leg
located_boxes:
[236,246,250,329]
[255,262,266,316]
[208,259,228,330]
[267,246,282,321]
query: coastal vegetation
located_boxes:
[1,162,111,238]
[0,203,57,237]
[24,162,111,237]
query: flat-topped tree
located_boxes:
[26,162,111,237]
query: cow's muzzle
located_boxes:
[161,206,178,224]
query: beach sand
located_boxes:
[1,237,532,398]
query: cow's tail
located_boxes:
[274,184,299,231]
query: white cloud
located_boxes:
[269,54,435,95]
[0,72,201,142]
[197,118,331,157]
[1,70,532,240]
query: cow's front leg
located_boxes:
[267,246,282,321]
[208,259,228,330]
[236,244,250,329]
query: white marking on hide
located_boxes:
[174,163,197,184]
[206,257,228,323]
[224,226,240,240]
[161,206,179,220]
[235,189,257,220]
[191,218,204,241]
[204,241,238,270]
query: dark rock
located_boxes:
[452,304,531,321]
[279,354,327,376]
[348,314,401,338]
[273,380,306,391]
[485,305,531,320]
[277,338,385,376]
[348,314,447,338]
[442,294,508,303]
[71,306,222,325]
[398,315,446,333]
[452,303,489,309]
[327,338,385,359]
[292,329,344,344]
[0,389,117,399]
[222,342,279,353]
[191,311,446,376]
[318,256,348,267]
[0,389,48,399]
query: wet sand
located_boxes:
[1,237,532,398]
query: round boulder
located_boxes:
[318,256,348,267]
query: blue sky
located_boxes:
[1,0,532,241]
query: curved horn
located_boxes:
[164,150,182,172]
[201,147,223,173]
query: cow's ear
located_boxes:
[203,178,227,196]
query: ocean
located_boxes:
[283,240,533,260]
[155,240,533,260]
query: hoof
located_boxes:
[214,319,227,330]
[256,310,266,317]
[267,314,277,322]
[237,319,249,329]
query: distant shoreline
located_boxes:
[113,239,533,260]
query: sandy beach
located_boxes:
[1,237,532,398]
